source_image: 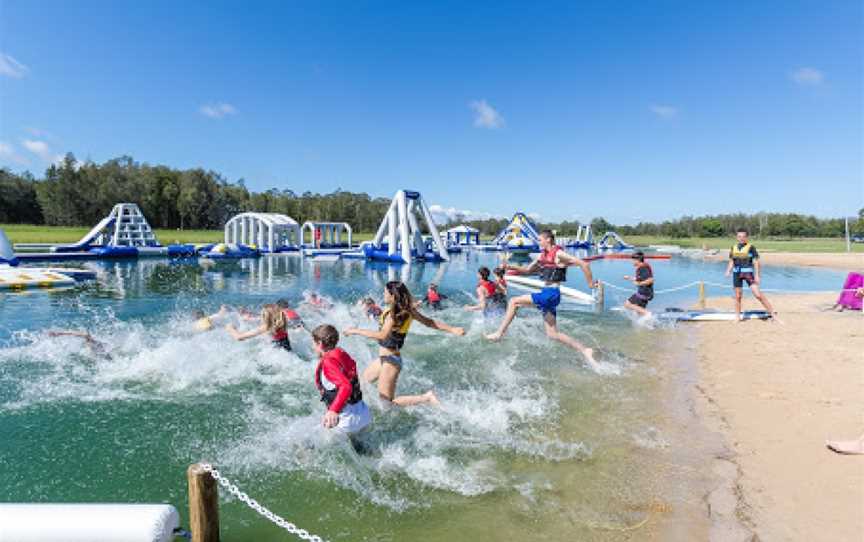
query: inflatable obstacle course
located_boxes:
[15,204,196,261]
[596,231,634,250]
[365,190,448,263]
[0,228,93,290]
[224,212,301,252]
[492,213,541,252]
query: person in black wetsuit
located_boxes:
[623,251,654,317]
[724,228,776,321]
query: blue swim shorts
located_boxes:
[531,286,561,316]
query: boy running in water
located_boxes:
[485,230,599,370]
[419,283,447,310]
[312,324,371,437]
[724,228,776,321]
[623,251,654,317]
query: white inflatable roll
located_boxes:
[505,275,596,305]
[0,504,180,542]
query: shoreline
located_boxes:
[689,293,864,541]
[705,251,863,271]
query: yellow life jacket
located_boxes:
[731,242,754,271]
[379,308,412,349]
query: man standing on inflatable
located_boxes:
[725,228,776,321]
[485,230,599,370]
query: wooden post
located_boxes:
[595,281,605,313]
[188,463,220,542]
[698,281,706,309]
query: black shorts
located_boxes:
[733,272,755,288]
[628,293,650,308]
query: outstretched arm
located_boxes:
[344,316,392,342]
[225,323,268,341]
[411,308,465,336]
[504,259,540,275]
[465,286,488,311]
[558,252,597,288]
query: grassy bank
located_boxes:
[623,235,864,253]
[2,224,860,253]
[1,224,376,245]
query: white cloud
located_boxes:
[0,142,29,165]
[199,102,237,119]
[791,67,824,86]
[650,105,679,118]
[469,99,504,129]
[0,53,29,78]
[22,139,55,162]
[429,204,502,224]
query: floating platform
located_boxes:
[505,275,596,305]
[659,309,771,322]
[0,268,76,290]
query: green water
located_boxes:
[0,254,844,540]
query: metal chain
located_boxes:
[199,463,327,542]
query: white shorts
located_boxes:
[332,400,372,436]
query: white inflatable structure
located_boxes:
[0,503,180,542]
[368,190,448,263]
[445,224,480,245]
[301,221,353,248]
[0,227,18,266]
[492,212,541,251]
[224,212,301,252]
[54,203,159,251]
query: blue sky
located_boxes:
[0,1,861,224]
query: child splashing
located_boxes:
[465,266,507,314]
[486,230,600,371]
[225,304,295,351]
[344,281,465,407]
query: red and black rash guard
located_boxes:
[427,288,441,303]
[314,347,362,413]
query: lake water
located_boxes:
[0,252,845,540]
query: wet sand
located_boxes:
[706,251,864,272]
[692,293,864,541]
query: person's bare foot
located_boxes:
[424,390,441,406]
[826,436,864,455]
[485,332,503,341]
[582,348,600,372]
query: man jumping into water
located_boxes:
[724,228,776,322]
[485,230,600,370]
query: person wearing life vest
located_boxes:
[485,230,600,370]
[465,267,506,314]
[275,298,305,330]
[493,267,508,297]
[623,251,654,317]
[421,283,447,310]
[358,297,383,320]
[344,281,465,407]
[724,228,775,321]
[312,324,371,436]
[225,304,294,351]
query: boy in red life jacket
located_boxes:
[486,230,600,371]
[419,283,447,310]
[623,251,654,317]
[358,297,383,320]
[312,324,371,436]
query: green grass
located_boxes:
[1,224,377,245]
[623,235,864,253]
[3,224,860,253]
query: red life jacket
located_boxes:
[427,288,441,303]
[479,279,496,297]
[283,308,300,321]
[315,347,363,411]
[272,327,288,341]
[538,245,567,282]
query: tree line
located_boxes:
[0,154,392,231]
[1,153,860,237]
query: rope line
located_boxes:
[200,463,327,542]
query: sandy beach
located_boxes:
[706,251,864,272]
[693,293,864,541]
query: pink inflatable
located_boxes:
[836,272,864,310]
